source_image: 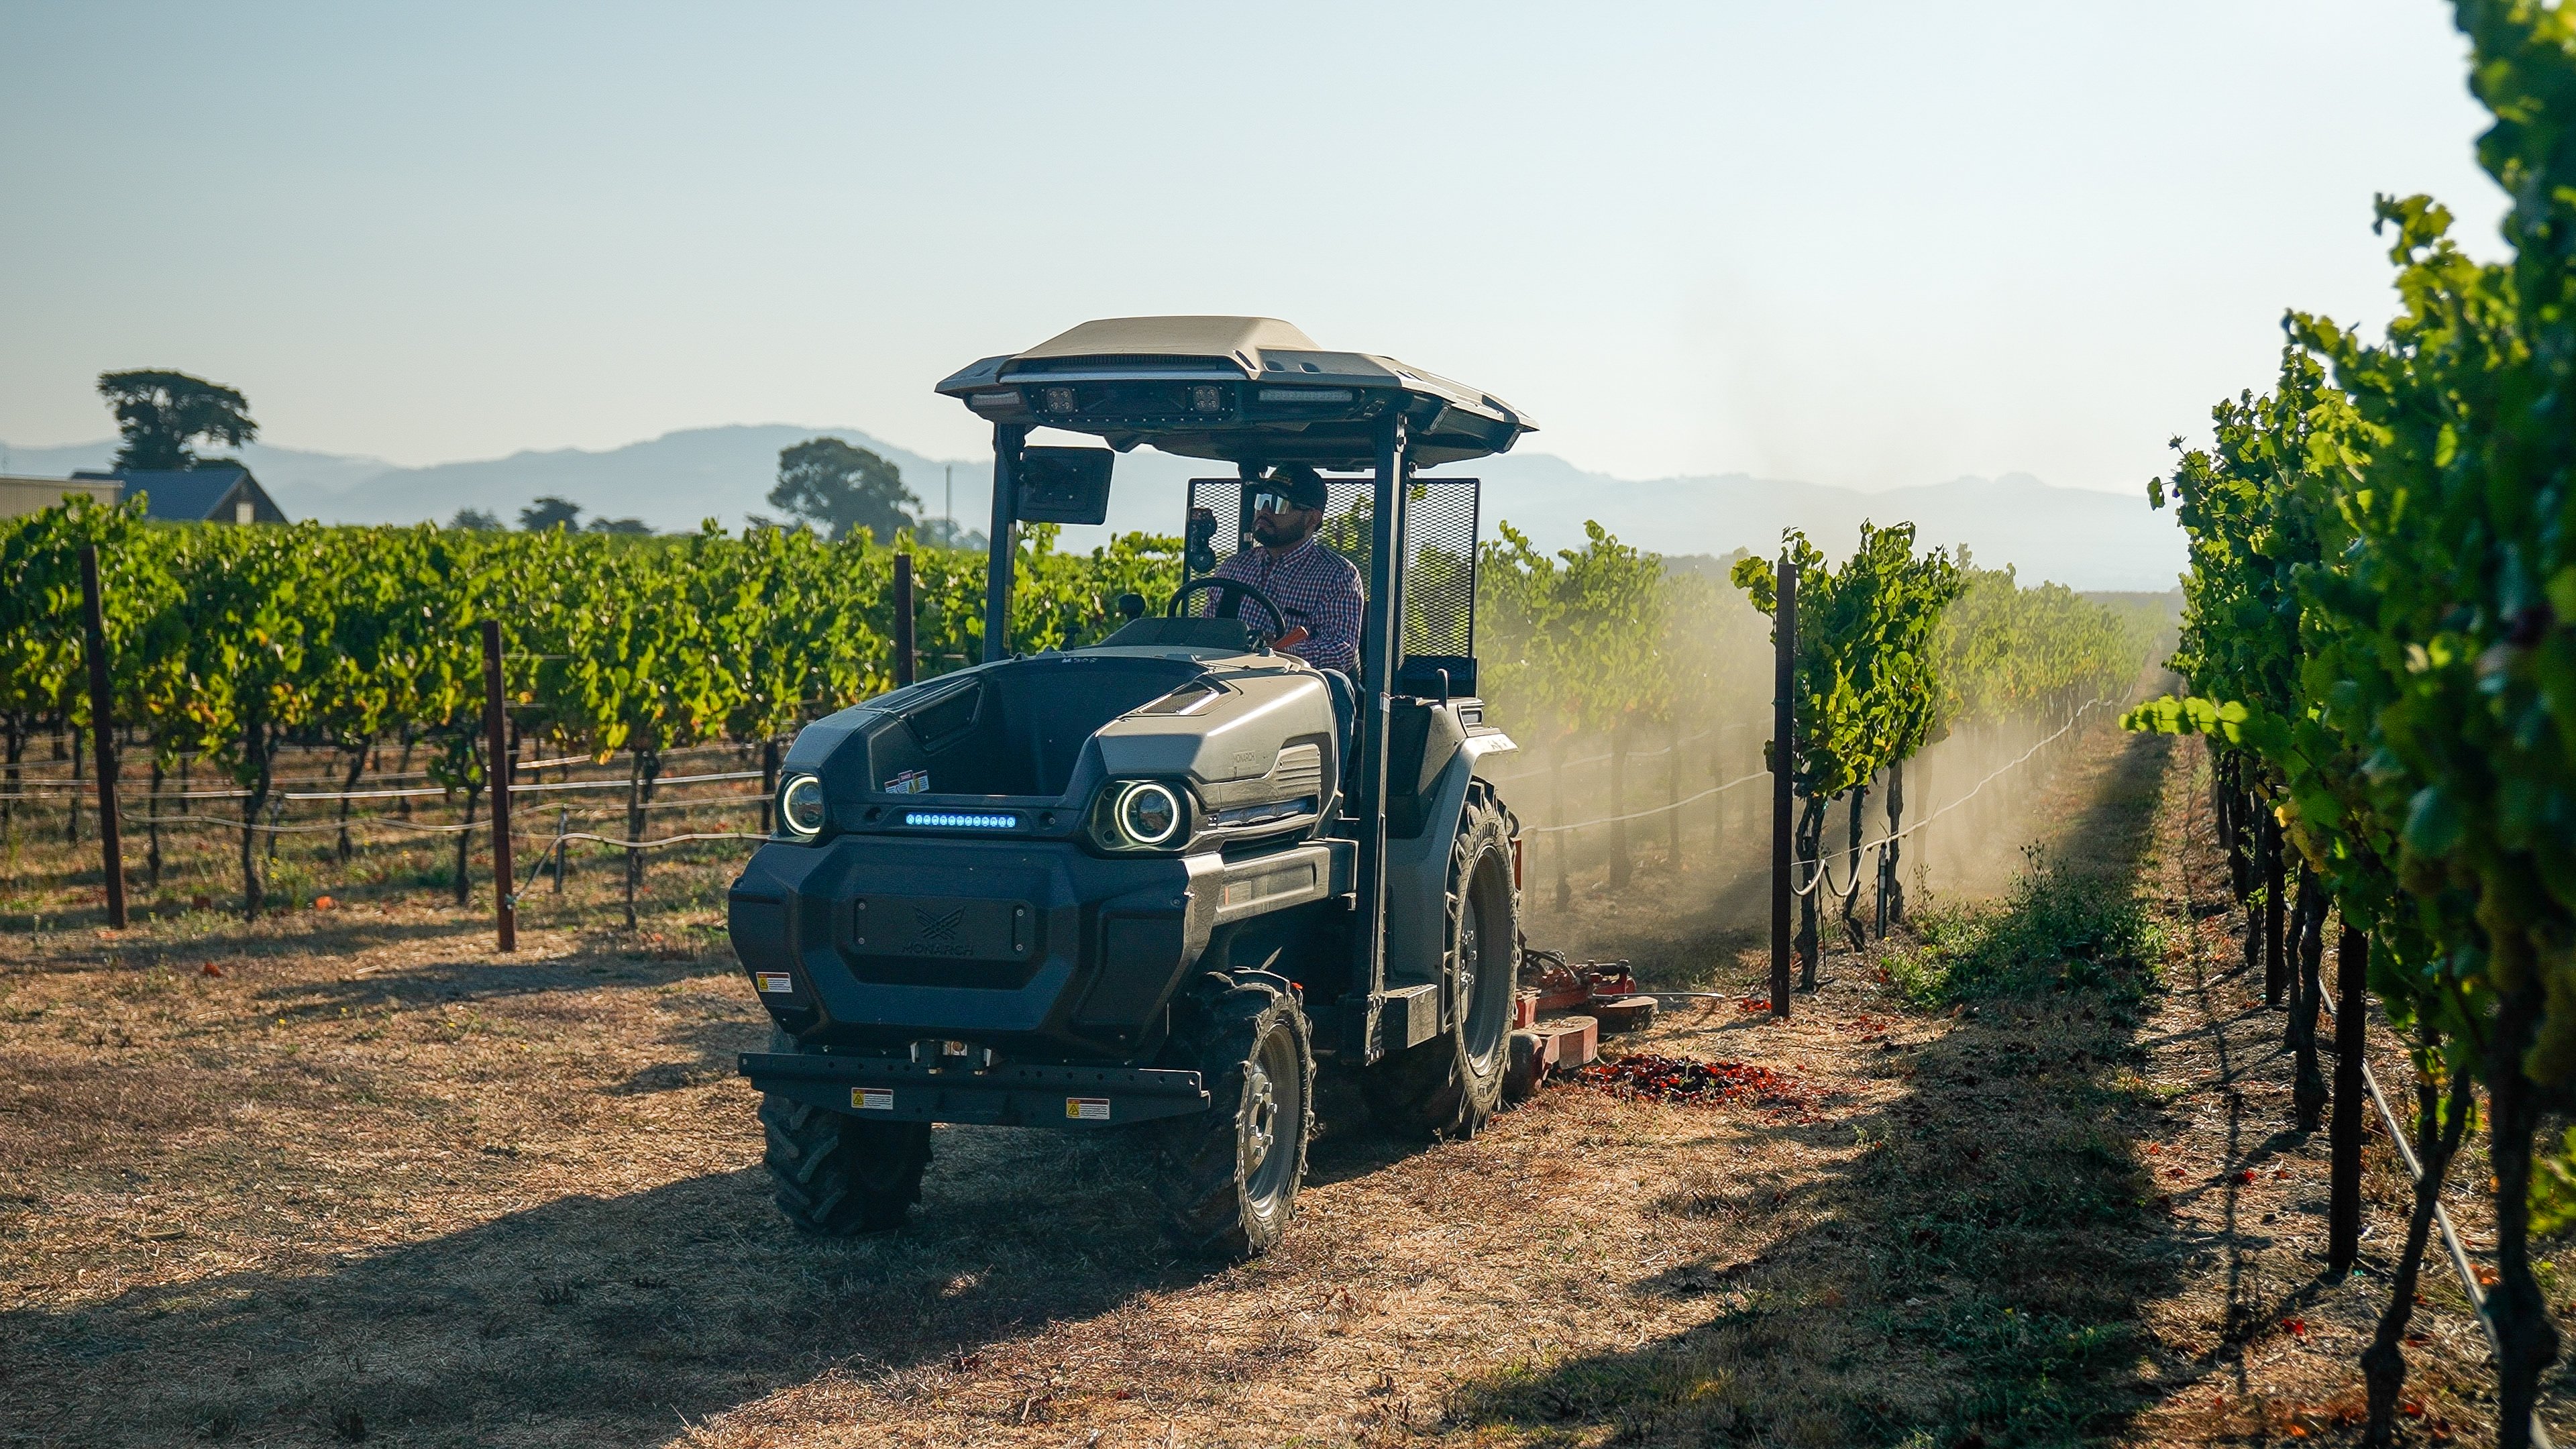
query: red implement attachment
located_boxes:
[1504,949,1638,1097]
[1523,948,1636,1014]
[1593,996,1658,1034]
[1503,1024,1585,1104]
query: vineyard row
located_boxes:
[2125,5,2576,1441]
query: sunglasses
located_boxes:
[1251,491,1313,515]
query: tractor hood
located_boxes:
[773,648,1342,855]
[934,316,1536,469]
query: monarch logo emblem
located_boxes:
[907,906,969,955]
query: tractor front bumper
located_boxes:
[728,830,1349,1061]
[739,1051,1210,1127]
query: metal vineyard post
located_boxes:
[1770,553,1795,1020]
[481,619,514,953]
[894,551,917,688]
[77,545,125,930]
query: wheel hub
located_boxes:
[1244,1060,1277,1171]
[1458,903,1479,1014]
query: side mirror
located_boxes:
[1116,592,1146,621]
[1016,446,1114,525]
[1185,508,1218,575]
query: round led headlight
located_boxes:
[777,773,826,838]
[1115,780,1183,847]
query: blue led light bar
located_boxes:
[903,810,1018,829]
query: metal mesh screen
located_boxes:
[1185,476,1479,659]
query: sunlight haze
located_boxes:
[0,1,2506,493]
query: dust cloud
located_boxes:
[1493,695,2141,972]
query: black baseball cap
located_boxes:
[1258,465,1329,512]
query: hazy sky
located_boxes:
[0,2,2508,493]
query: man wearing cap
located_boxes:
[1203,465,1363,678]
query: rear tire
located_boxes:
[1363,782,1519,1138]
[759,1030,932,1235]
[1152,975,1313,1258]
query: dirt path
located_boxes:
[2108,738,2506,1448]
[0,725,2537,1447]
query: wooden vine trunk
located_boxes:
[1552,737,1572,910]
[1664,720,1680,866]
[2487,981,2560,1449]
[451,766,480,908]
[2287,870,2328,1132]
[1794,794,1825,991]
[623,747,662,929]
[1608,727,1630,890]
[2361,1026,2476,1444]
[2327,926,2366,1275]
[66,724,82,847]
[1880,758,1906,933]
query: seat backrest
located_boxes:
[1396,653,1478,699]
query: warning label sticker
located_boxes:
[755,971,794,994]
[885,769,930,795]
[1065,1097,1112,1121]
[853,1088,895,1111]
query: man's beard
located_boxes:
[1252,515,1306,547]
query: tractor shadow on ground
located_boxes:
[261,945,745,1016]
[2,906,735,985]
[600,1014,771,1095]
[1,913,518,979]
[1,1128,1220,1445]
[1445,729,2290,1445]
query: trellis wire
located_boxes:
[1522,769,1768,835]
[1792,697,2113,899]
[0,767,763,804]
[117,793,763,838]
[2356,1047,2559,1448]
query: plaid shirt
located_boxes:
[1210,537,1363,676]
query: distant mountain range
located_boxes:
[3,426,2186,591]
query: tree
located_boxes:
[769,437,917,544]
[586,515,651,535]
[447,508,503,531]
[96,370,258,471]
[520,496,583,532]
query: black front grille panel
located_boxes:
[839,894,1044,989]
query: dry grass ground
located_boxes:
[0,727,2561,1446]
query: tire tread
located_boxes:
[1363,782,1517,1138]
[1151,977,1312,1258]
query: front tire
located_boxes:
[1152,975,1313,1258]
[1363,782,1519,1138]
[758,1031,932,1235]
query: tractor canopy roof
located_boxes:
[935,317,1536,469]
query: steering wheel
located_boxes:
[1167,576,1291,643]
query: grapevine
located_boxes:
[1735,523,1966,975]
[2131,5,2576,1438]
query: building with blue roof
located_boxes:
[66,463,287,523]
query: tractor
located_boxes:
[729,316,1538,1256]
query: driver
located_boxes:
[1205,465,1362,678]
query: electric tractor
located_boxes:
[728,317,1538,1256]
